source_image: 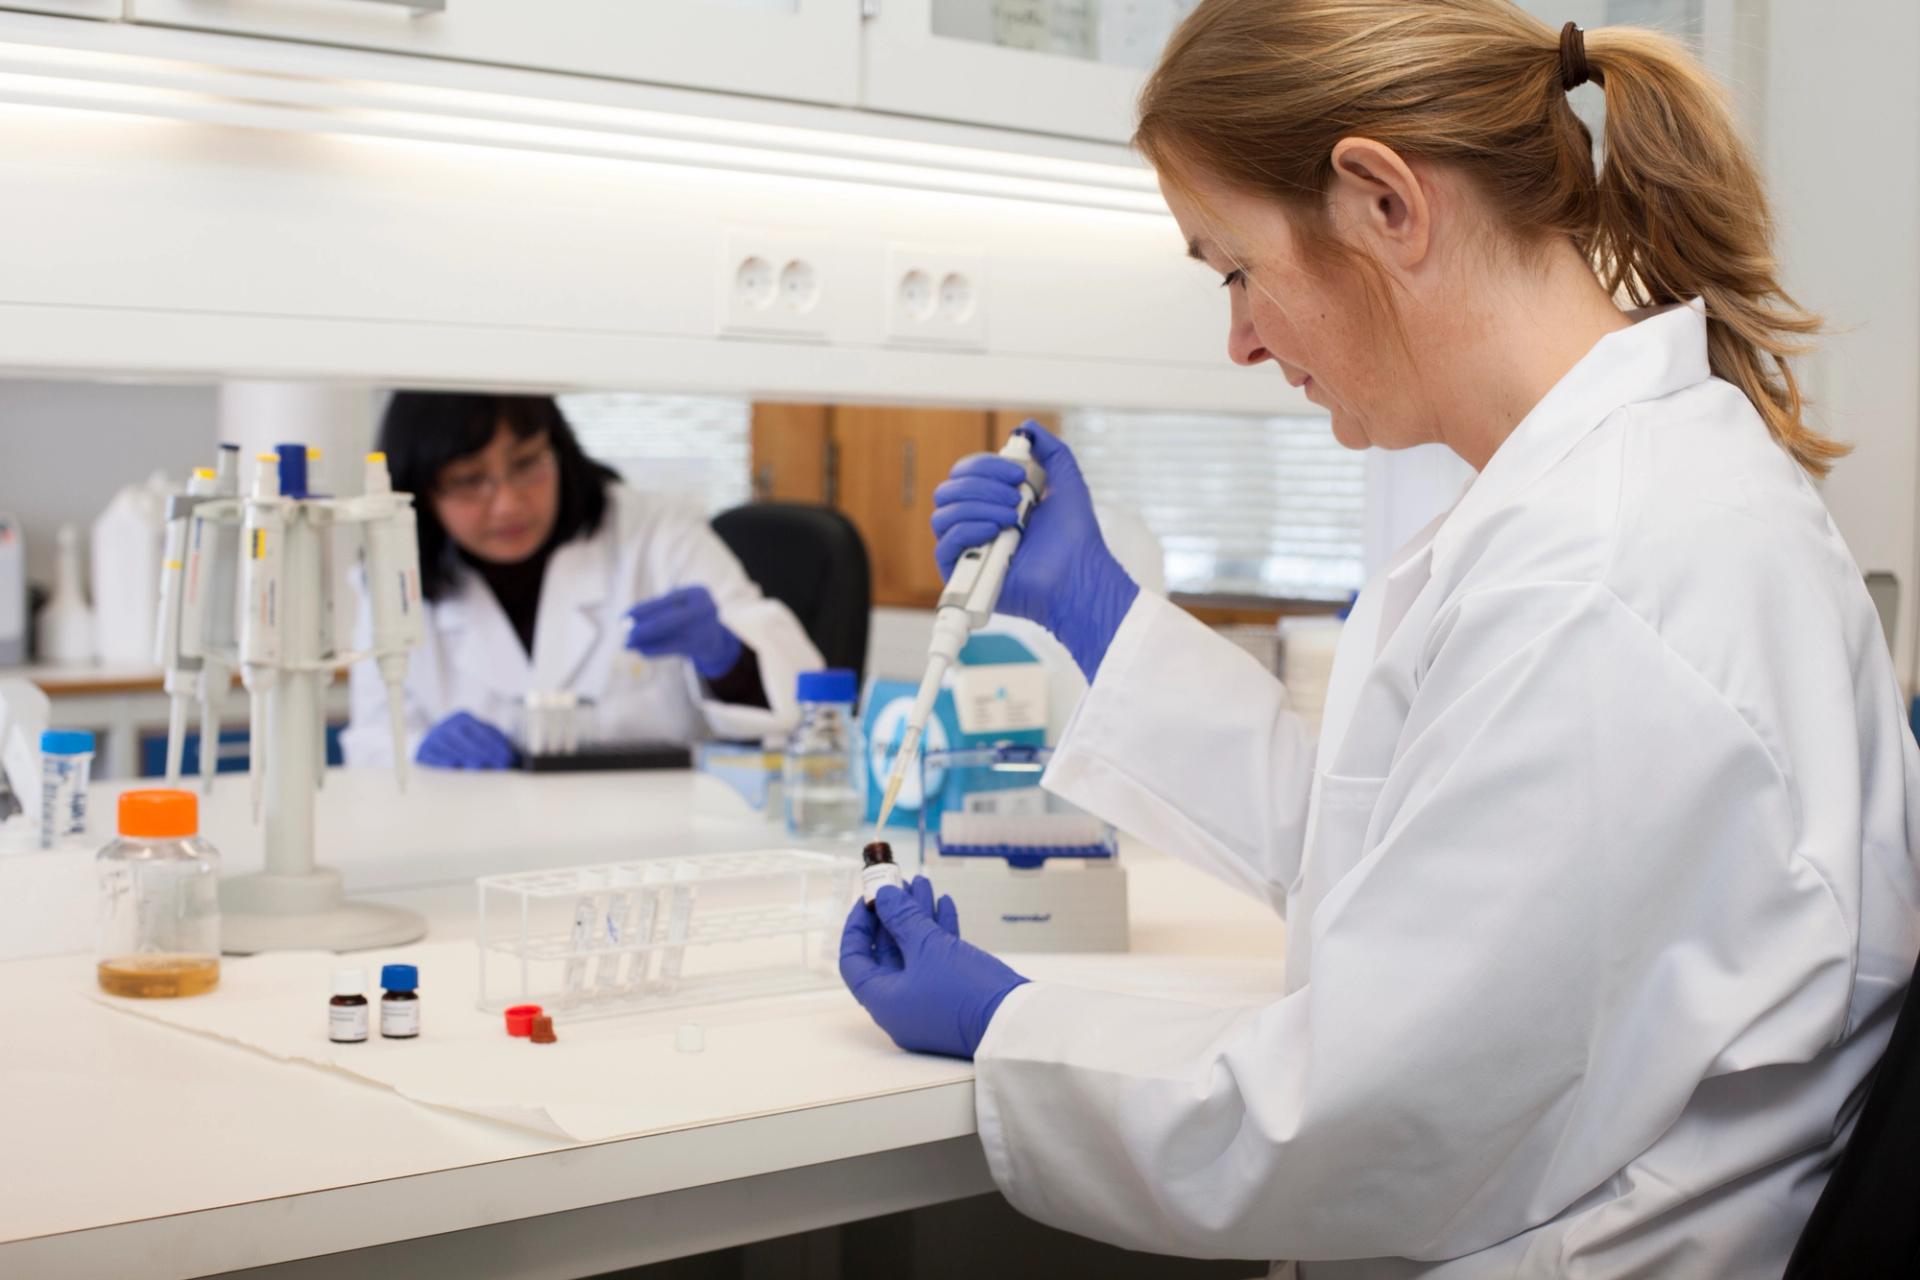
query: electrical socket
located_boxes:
[884,244,987,350]
[720,232,831,340]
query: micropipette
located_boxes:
[156,467,217,786]
[193,445,241,794]
[875,430,1047,829]
[360,451,424,789]
[239,454,284,822]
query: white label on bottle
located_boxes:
[381,1000,420,1038]
[862,862,905,906]
[329,1003,369,1042]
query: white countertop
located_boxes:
[0,768,1286,1278]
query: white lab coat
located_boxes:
[976,304,1920,1277]
[342,484,823,764]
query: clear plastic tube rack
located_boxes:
[476,849,857,1020]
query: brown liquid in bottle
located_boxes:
[97,954,221,998]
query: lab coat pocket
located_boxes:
[1300,771,1390,899]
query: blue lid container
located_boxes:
[795,669,858,705]
[380,964,418,992]
[41,729,95,755]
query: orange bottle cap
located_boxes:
[118,789,198,838]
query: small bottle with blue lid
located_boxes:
[783,669,865,838]
[380,964,421,1039]
[39,729,95,849]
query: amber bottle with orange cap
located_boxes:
[96,789,222,998]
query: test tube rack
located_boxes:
[475,849,857,1021]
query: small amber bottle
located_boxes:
[329,968,369,1043]
[380,964,421,1039]
[861,841,905,906]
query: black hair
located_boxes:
[377,392,620,601]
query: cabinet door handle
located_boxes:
[342,0,447,11]
[901,440,917,509]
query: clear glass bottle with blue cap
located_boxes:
[39,728,94,849]
[783,669,865,838]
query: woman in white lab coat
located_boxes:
[838,5,1920,1277]
[343,393,821,767]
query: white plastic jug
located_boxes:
[91,471,176,666]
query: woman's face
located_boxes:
[430,423,560,565]
[1158,167,1427,452]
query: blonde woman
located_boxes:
[839,3,1920,1275]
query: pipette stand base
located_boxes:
[219,867,427,954]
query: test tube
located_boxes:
[595,869,637,991]
[37,730,94,849]
[618,863,665,992]
[561,894,598,1005]
[657,867,696,994]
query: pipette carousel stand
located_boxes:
[160,442,428,954]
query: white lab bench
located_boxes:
[0,769,1286,1279]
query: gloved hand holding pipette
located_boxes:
[930,422,1139,681]
[839,875,1027,1059]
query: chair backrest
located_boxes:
[1783,949,1920,1277]
[712,502,872,686]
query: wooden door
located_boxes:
[831,407,992,608]
[749,403,832,503]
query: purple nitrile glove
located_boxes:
[929,421,1139,680]
[839,875,1027,1060]
[623,585,743,680]
[416,711,518,770]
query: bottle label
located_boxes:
[329,1003,369,1042]
[861,861,905,905]
[381,1000,421,1038]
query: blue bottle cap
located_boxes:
[40,729,95,755]
[380,964,418,992]
[795,669,858,705]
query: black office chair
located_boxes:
[1783,948,1920,1277]
[712,502,872,685]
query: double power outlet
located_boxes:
[719,233,987,350]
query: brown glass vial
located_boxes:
[380,964,420,1039]
[329,968,369,1043]
[861,841,904,906]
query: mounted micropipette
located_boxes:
[875,429,1047,829]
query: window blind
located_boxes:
[557,393,753,518]
[1062,408,1366,601]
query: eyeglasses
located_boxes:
[435,444,556,505]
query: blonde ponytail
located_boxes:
[1137,0,1846,476]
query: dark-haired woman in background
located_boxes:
[342,393,821,768]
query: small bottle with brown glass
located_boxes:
[380,964,420,1039]
[861,841,905,906]
[329,968,370,1043]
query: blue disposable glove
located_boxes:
[623,585,744,680]
[416,711,518,770]
[839,876,1028,1059]
[930,421,1139,680]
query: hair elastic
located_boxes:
[1559,22,1597,91]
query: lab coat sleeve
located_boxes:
[339,577,432,768]
[660,519,823,741]
[1042,590,1315,914]
[976,582,1851,1263]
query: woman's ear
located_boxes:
[1328,137,1431,270]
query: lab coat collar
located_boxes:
[531,525,615,694]
[1429,300,1711,579]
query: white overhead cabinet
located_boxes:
[861,0,1198,143]
[0,2,119,15]
[123,0,862,106]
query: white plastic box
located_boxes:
[476,849,856,1021]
